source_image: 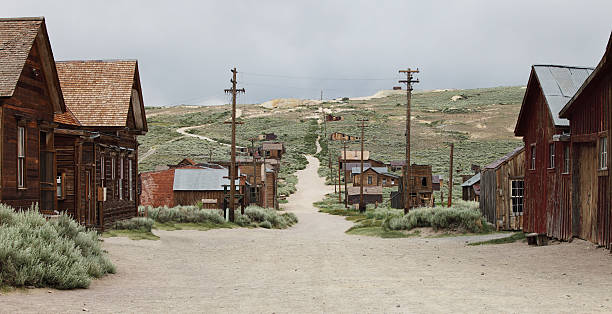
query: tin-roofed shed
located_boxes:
[479,147,525,230]
[461,173,481,202]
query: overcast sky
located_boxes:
[5,1,612,106]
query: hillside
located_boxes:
[139,86,525,201]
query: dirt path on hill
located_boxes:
[3,151,612,313]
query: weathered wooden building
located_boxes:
[325,114,343,122]
[461,173,480,202]
[347,186,382,206]
[479,146,525,230]
[0,17,66,212]
[261,141,285,159]
[53,60,147,228]
[559,33,612,248]
[352,166,400,187]
[390,164,434,208]
[515,64,593,239]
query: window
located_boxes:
[129,159,133,201]
[367,175,373,185]
[600,137,607,170]
[56,173,66,199]
[17,126,25,188]
[382,178,387,185]
[511,180,524,215]
[530,145,536,170]
[119,157,124,199]
[421,177,427,187]
[563,145,570,174]
[100,154,105,187]
[111,156,116,180]
[548,143,555,169]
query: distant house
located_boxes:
[559,33,612,248]
[351,167,400,187]
[514,64,593,239]
[325,114,344,122]
[54,59,147,229]
[342,162,371,180]
[390,164,434,209]
[168,158,197,168]
[461,173,480,202]
[0,17,66,213]
[261,141,285,159]
[432,175,443,191]
[479,147,525,230]
[329,131,357,141]
[347,186,383,205]
[389,160,405,172]
[257,133,277,141]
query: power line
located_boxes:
[242,72,398,81]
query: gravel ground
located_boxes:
[2,155,612,313]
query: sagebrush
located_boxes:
[0,204,115,289]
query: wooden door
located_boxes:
[575,143,598,242]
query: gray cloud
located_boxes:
[5,0,612,105]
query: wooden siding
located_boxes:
[565,68,612,248]
[480,150,525,231]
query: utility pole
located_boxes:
[224,67,245,222]
[448,143,454,207]
[357,118,368,213]
[320,90,323,101]
[338,152,342,203]
[342,140,349,208]
[399,68,420,214]
[208,146,213,162]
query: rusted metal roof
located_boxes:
[484,146,524,170]
[533,65,594,126]
[461,173,480,187]
[55,60,146,129]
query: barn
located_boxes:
[514,64,593,240]
[479,146,525,230]
[0,17,66,212]
[559,33,612,248]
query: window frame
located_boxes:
[367,175,373,185]
[530,144,536,170]
[548,142,555,169]
[100,152,105,187]
[599,136,607,170]
[510,179,524,216]
[17,125,26,189]
[129,158,133,201]
[119,155,124,200]
[563,144,570,174]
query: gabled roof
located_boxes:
[560,32,612,117]
[0,17,65,113]
[342,162,371,171]
[515,65,593,135]
[351,167,398,178]
[173,167,240,191]
[461,173,480,187]
[484,146,524,170]
[341,150,369,160]
[55,60,147,131]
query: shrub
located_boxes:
[259,221,272,229]
[384,205,489,233]
[244,205,298,229]
[112,217,154,232]
[0,204,115,289]
[146,205,225,224]
[234,214,252,227]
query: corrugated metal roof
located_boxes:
[173,167,240,191]
[484,146,524,170]
[533,65,594,126]
[461,173,480,187]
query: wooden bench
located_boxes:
[526,233,548,246]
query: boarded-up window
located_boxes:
[548,143,555,169]
[530,145,536,170]
[17,126,25,188]
[600,137,607,170]
[563,145,570,174]
[511,180,524,215]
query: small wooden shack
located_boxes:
[515,64,593,239]
[390,164,434,208]
[461,173,480,202]
[261,141,285,159]
[347,186,383,205]
[329,131,357,141]
[479,146,525,230]
[325,114,344,122]
[352,167,400,187]
[559,32,612,249]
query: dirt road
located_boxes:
[3,156,612,313]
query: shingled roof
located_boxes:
[55,60,147,131]
[0,17,65,112]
